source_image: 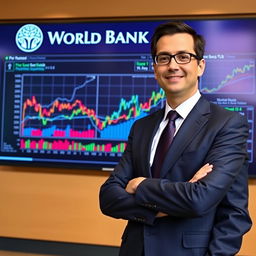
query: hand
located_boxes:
[189,163,213,183]
[125,177,146,194]
[156,211,168,218]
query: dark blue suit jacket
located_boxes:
[100,97,252,256]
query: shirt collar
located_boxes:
[164,90,201,120]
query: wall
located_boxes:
[0,0,255,255]
[0,166,255,255]
[0,166,125,246]
[0,0,255,19]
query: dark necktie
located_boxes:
[151,111,179,178]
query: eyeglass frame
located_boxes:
[154,52,201,65]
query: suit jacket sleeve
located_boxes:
[206,166,252,256]
[99,122,158,226]
[135,112,252,255]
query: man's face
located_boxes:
[153,33,205,102]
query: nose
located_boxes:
[167,57,179,69]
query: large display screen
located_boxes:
[0,17,255,176]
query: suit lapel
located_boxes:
[161,97,211,178]
[139,109,164,177]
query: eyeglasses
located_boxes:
[154,52,200,65]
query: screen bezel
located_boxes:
[0,14,255,177]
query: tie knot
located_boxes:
[166,110,179,122]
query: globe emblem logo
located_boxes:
[16,24,43,52]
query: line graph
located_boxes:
[2,51,255,170]
[200,59,255,94]
[21,73,164,145]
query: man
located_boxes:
[99,21,252,256]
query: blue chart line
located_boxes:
[43,75,96,107]
[22,74,97,126]
[21,73,162,141]
[200,59,255,94]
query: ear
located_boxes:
[197,59,206,77]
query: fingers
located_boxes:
[125,177,146,194]
[156,212,168,218]
[189,163,213,183]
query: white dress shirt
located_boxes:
[150,90,202,166]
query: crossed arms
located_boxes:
[125,163,213,218]
[99,110,252,255]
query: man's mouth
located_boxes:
[165,75,184,81]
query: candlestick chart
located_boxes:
[1,53,165,167]
[20,73,164,153]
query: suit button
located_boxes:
[143,203,157,209]
[134,217,146,223]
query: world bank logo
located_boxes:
[16,24,43,52]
